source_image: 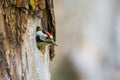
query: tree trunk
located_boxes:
[0,0,56,80]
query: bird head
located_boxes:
[36,27,57,46]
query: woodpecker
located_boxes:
[36,27,57,50]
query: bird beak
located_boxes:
[51,42,58,46]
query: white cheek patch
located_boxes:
[36,31,47,37]
[36,31,43,36]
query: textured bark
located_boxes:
[0,0,56,80]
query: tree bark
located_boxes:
[0,0,56,80]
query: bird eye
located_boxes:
[46,37,49,39]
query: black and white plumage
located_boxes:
[36,29,57,48]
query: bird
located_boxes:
[36,26,57,51]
